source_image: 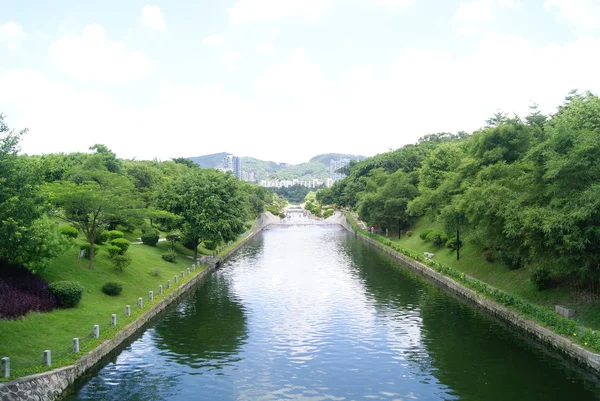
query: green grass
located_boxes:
[0,240,203,379]
[394,218,600,330]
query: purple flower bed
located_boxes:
[0,263,56,319]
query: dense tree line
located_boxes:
[320,91,600,291]
[0,113,282,272]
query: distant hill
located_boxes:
[188,152,231,168]
[187,153,365,181]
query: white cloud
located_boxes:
[140,5,167,31]
[255,43,276,55]
[229,0,328,24]
[5,34,600,164]
[0,22,27,51]
[49,24,153,82]
[453,0,520,35]
[375,0,415,9]
[202,34,225,46]
[497,0,520,8]
[220,47,241,70]
[544,0,600,32]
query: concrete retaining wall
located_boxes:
[0,213,278,401]
[356,232,600,374]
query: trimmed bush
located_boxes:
[106,230,125,241]
[59,226,79,239]
[406,231,413,237]
[141,232,160,246]
[150,268,161,277]
[102,282,123,296]
[531,269,552,290]
[204,240,218,251]
[419,229,434,241]
[162,252,177,263]
[106,245,123,258]
[79,242,99,258]
[49,281,84,308]
[112,254,132,272]
[499,251,525,270]
[110,238,130,253]
[0,265,56,319]
[95,230,108,245]
[426,231,448,247]
[483,249,498,263]
[446,237,463,250]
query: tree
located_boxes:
[0,115,68,272]
[45,172,140,268]
[154,169,249,261]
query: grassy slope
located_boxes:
[0,240,200,369]
[394,217,600,330]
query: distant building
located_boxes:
[222,155,242,180]
[330,159,350,182]
[279,163,290,167]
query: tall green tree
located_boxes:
[154,169,249,261]
[0,115,68,272]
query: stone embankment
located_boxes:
[0,212,279,401]
[353,226,600,374]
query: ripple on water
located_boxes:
[66,228,600,401]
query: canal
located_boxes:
[66,226,600,400]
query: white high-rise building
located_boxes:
[330,159,350,182]
[222,155,242,180]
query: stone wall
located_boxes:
[356,232,600,374]
[0,212,277,401]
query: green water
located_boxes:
[66,227,600,400]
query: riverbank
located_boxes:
[0,212,280,400]
[346,213,600,373]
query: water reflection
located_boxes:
[66,228,600,401]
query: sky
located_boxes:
[1,0,600,164]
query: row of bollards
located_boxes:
[1,263,199,378]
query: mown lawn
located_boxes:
[0,240,203,377]
[392,217,600,330]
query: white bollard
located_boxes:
[138,297,143,308]
[167,279,171,289]
[174,275,178,284]
[93,325,100,339]
[187,268,190,276]
[125,305,131,317]
[180,271,184,278]
[149,291,154,301]
[44,350,51,367]
[1,357,9,378]
[111,314,117,326]
[192,264,196,271]
[158,285,163,295]
[73,338,79,353]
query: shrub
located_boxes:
[110,238,130,253]
[49,281,84,308]
[95,230,108,245]
[483,249,498,263]
[531,269,552,290]
[141,232,160,246]
[59,226,79,239]
[419,229,434,241]
[406,231,413,237]
[499,251,525,270]
[102,282,123,296]
[446,237,463,250]
[162,252,177,263]
[79,242,99,258]
[203,240,218,251]
[106,245,123,258]
[150,268,161,277]
[0,265,56,319]
[426,231,448,247]
[106,230,124,241]
[112,254,132,272]
[166,233,181,243]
